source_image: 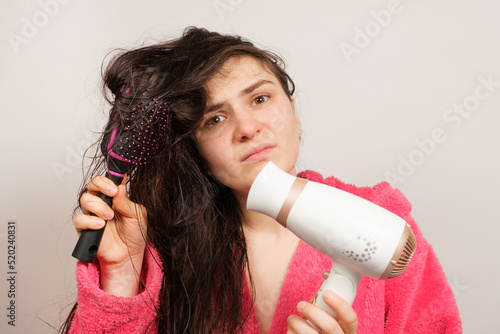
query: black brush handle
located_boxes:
[72,171,124,263]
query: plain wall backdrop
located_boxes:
[1,0,499,333]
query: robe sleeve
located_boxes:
[383,212,462,334]
[68,246,163,333]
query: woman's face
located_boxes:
[195,56,300,198]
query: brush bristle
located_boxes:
[109,96,170,166]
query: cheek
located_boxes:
[269,105,298,132]
[197,135,229,171]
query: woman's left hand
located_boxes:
[286,290,358,334]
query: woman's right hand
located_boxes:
[74,175,148,297]
[287,290,358,334]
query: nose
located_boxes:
[234,112,262,141]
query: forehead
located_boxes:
[206,56,277,94]
[218,55,268,75]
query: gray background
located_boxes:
[1,0,499,333]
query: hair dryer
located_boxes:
[246,162,416,322]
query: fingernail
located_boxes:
[323,290,334,301]
[297,301,306,311]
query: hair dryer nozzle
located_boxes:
[383,224,417,279]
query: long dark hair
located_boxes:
[62,27,295,333]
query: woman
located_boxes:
[64,27,462,333]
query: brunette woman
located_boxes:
[63,27,462,334]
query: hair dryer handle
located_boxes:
[308,262,362,330]
[71,171,123,263]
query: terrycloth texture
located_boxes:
[69,171,462,333]
[69,248,162,333]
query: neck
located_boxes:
[233,190,285,236]
[243,209,286,236]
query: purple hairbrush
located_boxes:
[72,95,169,263]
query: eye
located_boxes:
[206,115,226,126]
[252,95,269,106]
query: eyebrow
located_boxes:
[240,79,273,97]
[205,79,274,114]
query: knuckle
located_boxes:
[97,175,110,183]
[323,320,341,334]
[87,175,109,191]
[338,313,358,333]
[79,192,89,204]
[73,214,84,226]
[86,176,100,188]
[287,318,304,333]
[80,193,95,207]
[344,312,358,326]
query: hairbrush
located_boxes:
[72,95,169,263]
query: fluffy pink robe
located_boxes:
[69,171,462,333]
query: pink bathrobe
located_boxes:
[69,171,462,333]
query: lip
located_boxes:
[242,143,275,163]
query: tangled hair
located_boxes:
[63,26,295,333]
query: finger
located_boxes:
[296,301,343,334]
[74,214,106,236]
[80,192,115,220]
[86,175,119,197]
[121,174,128,185]
[111,184,146,220]
[287,315,317,334]
[111,175,147,222]
[322,290,358,334]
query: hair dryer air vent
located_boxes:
[386,224,417,279]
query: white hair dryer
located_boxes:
[246,162,416,322]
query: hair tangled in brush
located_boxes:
[63,26,295,333]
